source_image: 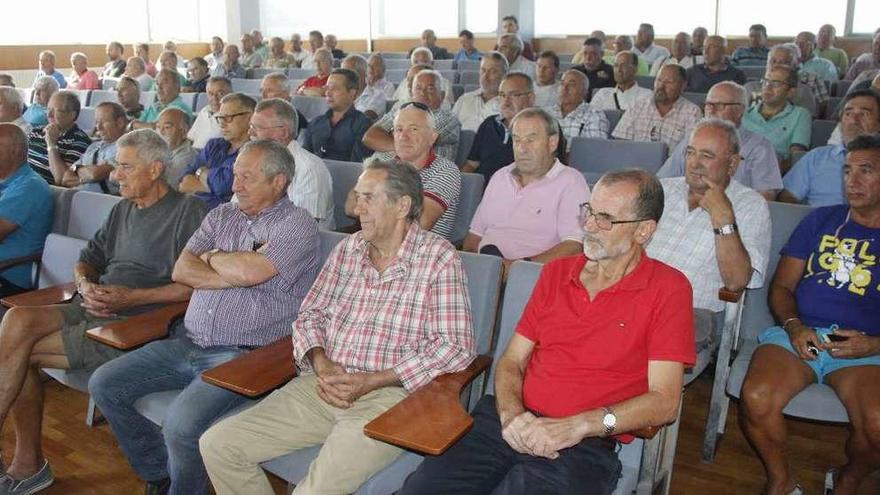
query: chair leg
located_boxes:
[636,433,661,495]
[86,397,97,427]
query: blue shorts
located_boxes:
[758,325,880,384]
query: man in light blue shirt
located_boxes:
[0,124,53,296]
[32,51,67,90]
[780,89,880,206]
[134,69,194,126]
[796,31,838,86]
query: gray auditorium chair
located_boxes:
[101,78,118,90]
[380,52,410,60]
[559,61,576,72]
[260,252,502,495]
[463,84,479,94]
[178,92,198,112]
[635,75,655,89]
[459,71,479,86]
[568,137,668,184]
[702,202,815,462]
[433,59,454,70]
[324,159,364,231]
[439,70,458,84]
[230,78,262,94]
[249,68,279,80]
[456,60,480,72]
[739,66,766,80]
[681,92,706,109]
[133,230,350,426]
[139,91,156,107]
[66,191,123,240]
[450,172,484,246]
[451,83,464,101]
[455,129,475,166]
[87,90,117,107]
[831,79,851,97]
[291,95,329,121]
[194,93,209,113]
[49,185,76,234]
[383,59,411,70]
[14,88,34,105]
[385,69,408,84]
[75,107,96,134]
[288,68,316,80]
[810,119,837,149]
[603,109,623,133]
[825,96,844,120]
[67,89,91,107]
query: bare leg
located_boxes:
[739,345,815,495]
[824,365,880,495]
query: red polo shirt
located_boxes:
[517,254,695,435]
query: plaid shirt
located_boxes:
[548,102,610,151]
[799,70,829,105]
[612,96,702,151]
[291,223,475,392]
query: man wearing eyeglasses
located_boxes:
[658,81,783,200]
[133,69,194,129]
[399,169,695,495]
[742,66,811,173]
[649,118,771,351]
[179,93,256,209]
[188,77,233,149]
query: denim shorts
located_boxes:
[758,324,880,383]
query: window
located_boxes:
[259,0,369,39]
[535,0,714,37]
[852,0,880,35]
[376,0,459,37]
[464,1,498,34]
[717,0,846,38]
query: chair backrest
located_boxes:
[486,261,543,394]
[810,119,837,149]
[384,59,411,70]
[433,59,454,70]
[291,95,329,121]
[318,230,348,266]
[249,68,280,80]
[681,92,707,109]
[451,84,464,102]
[457,60,480,72]
[439,70,458,84]
[68,89,91,107]
[636,75,655,89]
[739,202,813,341]
[67,191,123,240]
[194,94,209,113]
[826,96,843,120]
[739,66,766,80]
[559,62,577,72]
[178,92,198,112]
[603,109,623,133]
[831,79,851,97]
[14,88,34,105]
[461,252,503,356]
[288,68,316,80]
[386,69,408,84]
[455,129,476,166]
[49,185,76,235]
[380,52,410,59]
[139,91,156,107]
[568,137,668,183]
[75,107,96,134]
[324,159,363,230]
[450,173,485,245]
[102,78,118,90]
[88,90,117,107]
[459,71,479,86]
[230,78,262,94]
[38,234,88,289]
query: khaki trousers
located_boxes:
[200,374,407,495]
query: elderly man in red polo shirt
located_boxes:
[400,168,695,494]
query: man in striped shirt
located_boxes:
[201,159,475,495]
[89,139,320,495]
[26,91,91,185]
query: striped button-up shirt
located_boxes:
[292,223,475,392]
[548,102,610,152]
[612,96,703,151]
[184,198,320,348]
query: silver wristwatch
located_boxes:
[713,223,738,236]
[602,407,617,436]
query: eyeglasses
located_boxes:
[498,90,532,99]
[760,78,789,89]
[579,202,650,231]
[400,100,432,112]
[214,111,252,124]
[249,123,286,132]
[704,101,743,111]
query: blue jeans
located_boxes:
[88,324,253,495]
[399,396,622,495]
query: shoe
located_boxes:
[0,460,54,494]
[825,468,837,495]
[144,478,170,495]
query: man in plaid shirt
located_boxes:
[201,159,476,495]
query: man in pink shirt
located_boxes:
[464,107,589,271]
[68,53,100,90]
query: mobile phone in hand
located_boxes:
[823,333,849,343]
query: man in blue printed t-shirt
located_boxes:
[0,124,53,297]
[779,89,880,207]
[740,133,880,495]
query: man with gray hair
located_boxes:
[188,76,233,149]
[27,90,92,185]
[23,76,58,127]
[0,87,31,135]
[239,33,263,69]
[634,23,671,66]
[0,129,206,495]
[744,43,829,117]
[156,107,197,187]
[201,157,476,494]
[548,69,609,153]
[658,81,783,200]
[392,47,456,109]
[62,101,128,194]
[453,51,506,132]
[90,138,320,495]
[795,31,838,86]
[342,54,386,120]
[649,117,771,343]
[366,54,395,100]
[68,52,100,90]
[365,69,461,162]
[124,55,154,92]
[33,50,66,89]
[288,33,309,67]
[246,98,335,229]
[497,33,536,80]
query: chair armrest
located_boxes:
[85,302,189,350]
[1,282,77,308]
[201,338,296,397]
[629,425,660,439]
[718,287,743,303]
[0,251,42,272]
[363,354,492,456]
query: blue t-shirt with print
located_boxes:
[782,205,880,335]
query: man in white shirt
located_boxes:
[289,34,309,67]
[534,50,561,109]
[301,31,325,70]
[633,23,671,66]
[245,98,334,229]
[188,77,232,149]
[548,70,609,152]
[366,55,396,100]
[498,33,536,80]
[651,32,703,76]
[392,48,455,109]
[591,52,653,111]
[342,55,386,120]
[452,51,506,132]
[204,37,225,71]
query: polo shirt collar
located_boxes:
[393,149,437,169]
[565,252,654,293]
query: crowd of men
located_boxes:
[0,18,877,495]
